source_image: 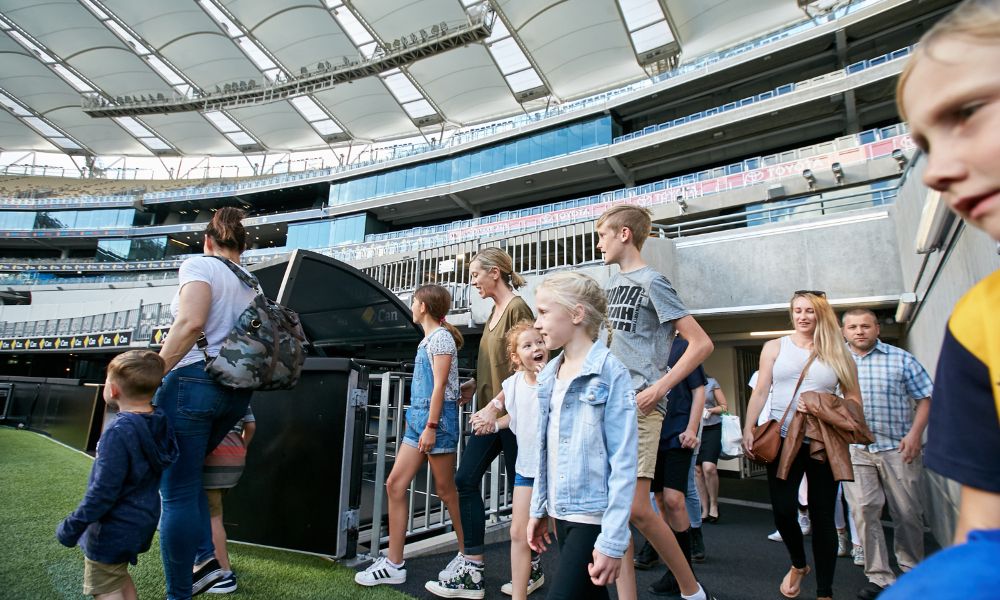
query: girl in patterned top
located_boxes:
[355,284,464,588]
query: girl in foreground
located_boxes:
[526,272,638,599]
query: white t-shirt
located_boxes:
[502,371,540,478]
[547,377,601,524]
[748,371,774,426]
[170,256,256,370]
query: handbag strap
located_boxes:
[196,256,262,359]
[774,351,818,426]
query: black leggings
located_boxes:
[766,441,839,598]
[547,520,608,600]
[455,428,518,555]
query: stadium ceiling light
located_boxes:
[914,190,954,254]
[894,292,918,323]
[831,162,844,184]
[802,169,816,189]
[892,149,908,171]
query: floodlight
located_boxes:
[894,292,918,323]
[915,190,953,253]
[802,169,816,189]
[831,162,844,184]
[892,149,907,171]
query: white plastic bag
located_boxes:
[720,413,743,459]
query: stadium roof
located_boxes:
[0,0,811,157]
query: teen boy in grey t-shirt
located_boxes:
[607,266,689,416]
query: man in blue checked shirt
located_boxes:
[840,309,933,600]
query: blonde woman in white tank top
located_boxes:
[742,292,861,600]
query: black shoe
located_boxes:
[691,527,706,563]
[857,581,886,600]
[634,540,660,570]
[192,558,224,596]
[648,570,680,596]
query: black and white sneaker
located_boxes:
[192,558,224,596]
[206,571,237,594]
[355,555,407,586]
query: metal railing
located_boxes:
[652,188,899,238]
[363,370,511,556]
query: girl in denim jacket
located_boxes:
[356,284,465,588]
[527,272,638,599]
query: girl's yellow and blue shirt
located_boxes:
[925,269,1000,493]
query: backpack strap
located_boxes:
[196,256,262,360]
[208,255,263,295]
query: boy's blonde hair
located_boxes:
[897,0,1000,119]
[789,292,859,394]
[107,350,165,399]
[596,204,653,250]
[471,247,526,290]
[537,272,611,344]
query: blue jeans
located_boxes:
[153,362,251,600]
[686,451,702,528]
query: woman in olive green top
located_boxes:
[426,248,535,598]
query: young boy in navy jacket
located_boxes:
[57,350,179,600]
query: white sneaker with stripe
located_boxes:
[355,555,407,587]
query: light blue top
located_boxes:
[529,340,638,559]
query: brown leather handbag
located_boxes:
[747,353,816,464]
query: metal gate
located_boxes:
[735,345,766,478]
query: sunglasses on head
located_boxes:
[794,289,827,297]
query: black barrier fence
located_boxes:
[0,376,104,452]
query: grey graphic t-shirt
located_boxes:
[607,266,690,414]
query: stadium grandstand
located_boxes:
[1,0,997,597]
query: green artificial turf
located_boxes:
[0,427,413,599]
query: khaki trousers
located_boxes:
[843,446,925,587]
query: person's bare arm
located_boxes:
[899,398,930,463]
[636,316,714,415]
[242,420,256,448]
[742,338,780,453]
[158,281,211,373]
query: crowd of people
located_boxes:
[52,1,998,598]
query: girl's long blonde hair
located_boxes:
[537,272,611,344]
[790,292,857,392]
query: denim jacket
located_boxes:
[529,340,638,558]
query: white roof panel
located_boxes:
[228,101,328,150]
[507,0,647,100]
[0,0,835,155]
[312,78,417,140]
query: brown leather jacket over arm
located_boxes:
[777,391,875,482]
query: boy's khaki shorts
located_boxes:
[83,557,128,596]
[637,411,665,479]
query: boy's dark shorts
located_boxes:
[83,557,128,596]
[651,447,694,494]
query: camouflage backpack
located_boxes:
[196,257,307,390]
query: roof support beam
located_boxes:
[607,156,633,188]
[448,193,479,217]
[83,10,492,119]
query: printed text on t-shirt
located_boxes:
[607,285,645,333]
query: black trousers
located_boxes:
[766,441,839,598]
[546,520,609,600]
[455,428,518,554]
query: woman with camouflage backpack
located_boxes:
[154,207,256,600]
